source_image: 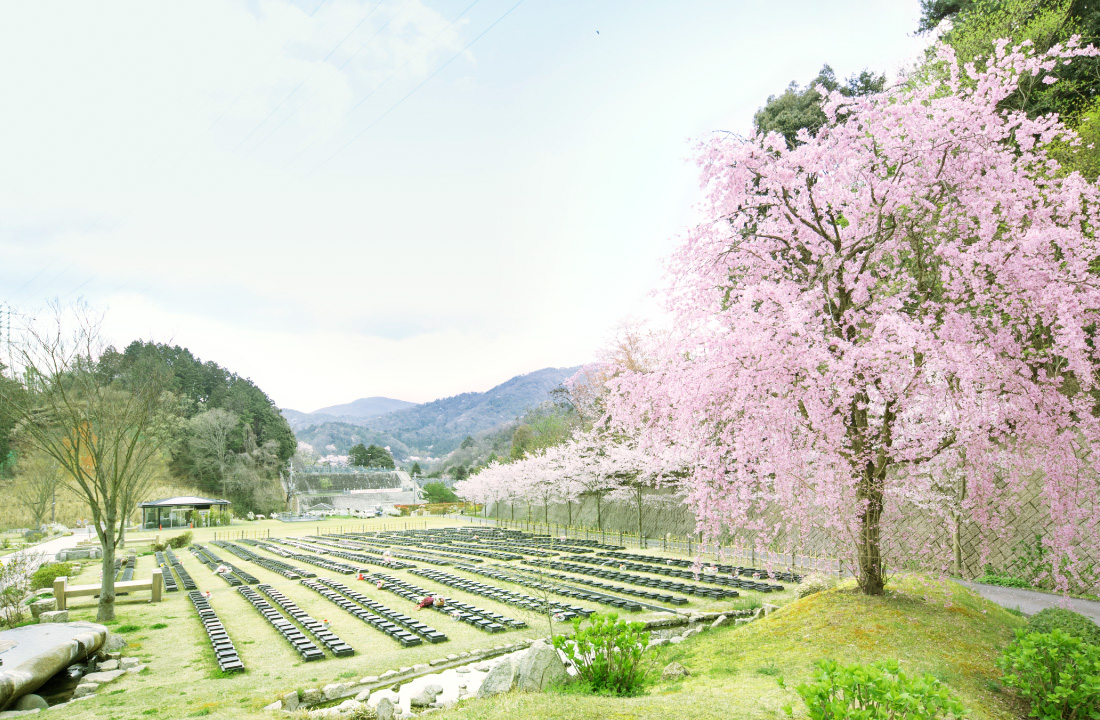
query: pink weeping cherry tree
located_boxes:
[605,39,1100,595]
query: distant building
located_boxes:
[139,496,231,529]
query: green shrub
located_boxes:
[24,531,45,544]
[345,704,378,720]
[30,562,74,591]
[1026,608,1100,646]
[779,659,969,719]
[999,629,1100,719]
[551,612,650,695]
[976,574,1033,589]
[167,531,192,549]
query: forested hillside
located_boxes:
[106,342,295,513]
[286,366,580,457]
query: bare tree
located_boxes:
[11,451,62,530]
[0,304,170,621]
[188,408,238,497]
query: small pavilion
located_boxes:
[139,496,231,529]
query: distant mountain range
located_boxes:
[283,366,580,459]
[314,396,418,419]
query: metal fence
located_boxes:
[449,515,842,576]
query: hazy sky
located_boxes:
[1,0,932,411]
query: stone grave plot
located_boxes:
[562,554,783,593]
[117,554,136,582]
[256,539,363,574]
[234,539,320,577]
[328,533,486,565]
[304,535,468,566]
[306,545,422,572]
[257,584,355,656]
[403,541,523,562]
[236,585,326,661]
[439,526,624,553]
[165,548,197,590]
[445,540,559,558]
[190,544,260,585]
[523,558,740,600]
[154,551,179,592]
[455,562,648,611]
[598,550,804,584]
[516,560,688,606]
[369,572,525,634]
[271,536,412,571]
[299,578,423,647]
[213,540,316,579]
[187,590,244,672]
[410,566,593,621]
[375,526,622,558]
[315,577,448,643]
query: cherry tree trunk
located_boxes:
[856,470,886,596]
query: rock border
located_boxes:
[277,638,538,713]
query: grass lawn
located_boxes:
[430,575,1027,720]
[51,518,1023,719]
[55,517,772,720]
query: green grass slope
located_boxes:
[435,575,1027,720]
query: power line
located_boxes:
[231,0,389,155]
[271,0,484,165]
[309,0,528,175]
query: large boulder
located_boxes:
[0,621,108,711]
[376,697,395,720]
[282,691,300,712]
[321,683,348,701]
[515,640,568,693]
[299,688,323,706]
[13,694,48,711]
[476,658,516,698]
[72,683,98,699]
[661,662,690,680]
[29,600,55,619]
[38,611,68,624]
[102,633,128,652]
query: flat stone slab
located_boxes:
[0,622,107,711]
[82,670,124,684]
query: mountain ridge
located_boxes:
[284,366,580,458]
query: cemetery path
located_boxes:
[3,526,93,573]
[956,579,1100,624]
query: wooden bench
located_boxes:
[53,569,164,610]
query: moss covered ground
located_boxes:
[433,575,1027,720]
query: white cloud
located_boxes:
[1,0,933,411]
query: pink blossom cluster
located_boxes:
[598,39,1100,590]
[454,430,691,517]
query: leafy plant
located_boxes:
[779,659,969,719]
[975,573,1033,589]
[551,612,650,695]
[1026,609,1100,646]
[30,561,73,590]
[999,628,1100,719]
[167,531,193,549]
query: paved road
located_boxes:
[956,580,1100,624]
[2,527,94,572]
